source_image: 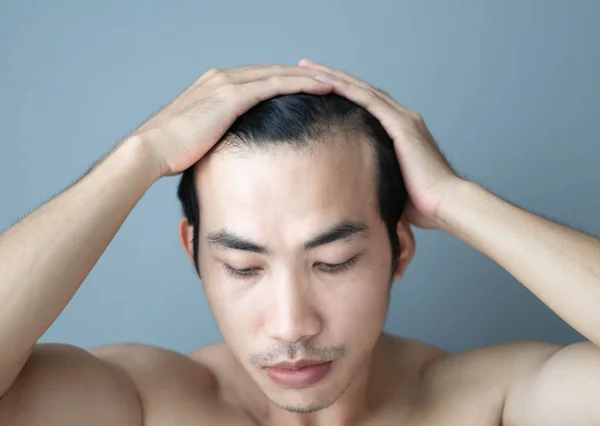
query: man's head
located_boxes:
[176,93,415,412]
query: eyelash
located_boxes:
[318,257,358,275]
[222,264,260,279]
[222,257,358,279]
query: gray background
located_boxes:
[1,0,598,354]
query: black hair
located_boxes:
[176,93,408,276]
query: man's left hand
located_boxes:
[299,58,464,230]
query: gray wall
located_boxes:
[1,0,598,354]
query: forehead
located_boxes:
[194,136,379,240]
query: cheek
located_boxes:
[203,281,263,348]
[204,283,253,324]
[322,258,392,338]
[325,278,390,333]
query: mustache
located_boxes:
[249,341,346,366]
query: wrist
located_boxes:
[434,179,484,235]
[114,133,165,185]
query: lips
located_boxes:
[266,360,333,388]
[272,359,328,370]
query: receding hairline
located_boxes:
[192,126,381,210]
[209,121,372,156]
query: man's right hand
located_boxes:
[0,63,334,426]
[130,64,334,178]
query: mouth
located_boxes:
[265,360,333,388]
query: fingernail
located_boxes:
[300,58,317,66]
[315,74,333,84]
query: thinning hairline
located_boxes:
[211,122,371,156]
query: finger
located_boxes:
[195,63,287,86]
[323,78,407,141]
[299,59,407,111]
[202,63,331,88]
[299,59,372,90]
[231,65,334,85]
[228,75,334,117]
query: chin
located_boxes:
[266,386,340,414]
[277,399,335,413]
[259,369,350,414]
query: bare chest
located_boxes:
[154,392,504,426]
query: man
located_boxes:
[0,59,599,425]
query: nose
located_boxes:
[264,271,322,343]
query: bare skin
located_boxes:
[1,60,600,426]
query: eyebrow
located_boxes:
[304,220,368,250]
[205,220,369,254]
[206,230,269,254]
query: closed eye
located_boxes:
[317,256,358,275]
[222,264,261,279]
[223,256,360,279]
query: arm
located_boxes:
[0,137,159,398]
[295,58,600,425]
[438,181,600,425]
[297,59,600,331]
[438,181,600,348]
[0,64,333,425]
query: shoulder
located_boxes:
[90,343,241,423]
[92,342,261,424]
[387,337,565,423]
[386,337,573,425]
[420,339,564,419]
[92,342,219,393]
[425,340,563,380]
[421,339,563,390]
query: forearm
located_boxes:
[437,180,600,346]
[0,136,160,396]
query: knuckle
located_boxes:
[211,71,233,86]
[268,75,285,88]
[412,112,424,122]
[406,112,427,132]
[204,68,222,78]
[365,90,377,101]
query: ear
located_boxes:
[178,217,196,267]
[392,215,415,282]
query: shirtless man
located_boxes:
[0,59,599,426]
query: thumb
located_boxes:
[403,199,438,230]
